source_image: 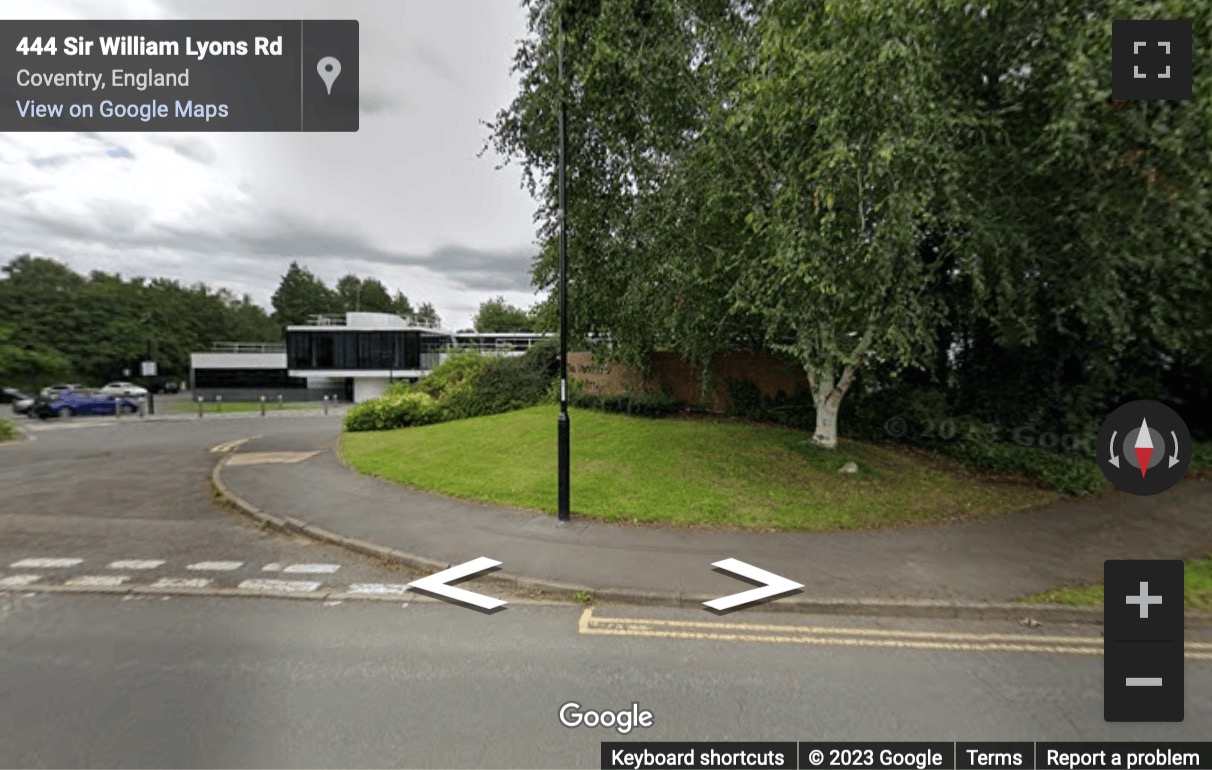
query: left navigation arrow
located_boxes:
[406,557,507,611]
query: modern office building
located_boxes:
[190,312,548,403]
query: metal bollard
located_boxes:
[140,397,146,419]
[323,395,329,415]
[260,395,266,417]
[216,395,223,412]
[197,396,204,418]
[114,398,120,420]
[277,394,283,410]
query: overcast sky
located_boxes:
[0,0,540,330]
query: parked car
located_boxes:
[146,376,181,394]
[97,381,149,397]
[33,391,139,419]
[1,387,35,415]
[40,382,87,399]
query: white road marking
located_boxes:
[152,577,212,589]
[0,575,42,587]
[262,563,283,572]
[347,583,411,595]
[10,558,83,568]
[238,579,321,593]
[209,437,258,454]
[224,451,319,466]
[283,563,340,574]
[65,575,130,587]
[107,560,165,570]
[186,561,243,571]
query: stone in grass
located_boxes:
[838,461,859,474]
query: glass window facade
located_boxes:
[287,330,445,370]
[193,368,307,389]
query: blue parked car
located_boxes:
[33,391,139,419]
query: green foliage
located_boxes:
[0,255,280,385]
[271,262,340,325]
[931,441,1105,496]
[492,0,1212,447]
[343,391,441,432]
[413,302,441,328]
[0,419,17,443]
[346,345,561,431]
[454,356,551,418]
[571,388,682,418]
[336,275,396,314]
[725,379,763,420]
[474,296,535,332]
[413,353,490,400]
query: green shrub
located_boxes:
[933,440,1105,495]
[572,388,682,418]
[726,379,763,419]
[0,419,17,442]
[414,352,489,400]
[344,392,440,432]
[459,355,551,416]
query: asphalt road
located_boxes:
[1,414,1209,768]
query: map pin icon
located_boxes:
[317,56,341,95]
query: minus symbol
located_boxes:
[1126,677,1163,687]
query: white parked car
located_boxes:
[97,381,149,398]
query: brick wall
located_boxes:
[568,350,807,412]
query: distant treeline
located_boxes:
[0,256,438,388]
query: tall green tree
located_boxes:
[271,262,340,326]
[493,0,1212,447]
[413,302,441,328]
[474,296,535,332]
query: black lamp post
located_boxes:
[557,9,570,522]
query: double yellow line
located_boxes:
[578,607,1212,658]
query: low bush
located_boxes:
[932,440,1106,495]
[414,352,489,400]
[344,392,441,432]
[0,419,17,442]
[452,355,551,418]
[572,388,682,418]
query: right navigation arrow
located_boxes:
[704,558,804,612]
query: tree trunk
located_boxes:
[807,365,854,450]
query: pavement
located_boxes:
[213,424,1212,619]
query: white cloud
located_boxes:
[0,0,542,329]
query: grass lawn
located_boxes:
[1021,554,1212,611]
[169,400,320,414]
[339,405,1059,531]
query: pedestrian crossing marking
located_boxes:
[238,579,321,592]
[283,563,340,574]
[11,558,83,568]
[187,561,244,571]
[152,577,212,589]
[348,583,410,595]
[0,575,41,587]
[65,575,130,587]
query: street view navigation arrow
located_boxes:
[406,557,507,611]
[704,558,804,612]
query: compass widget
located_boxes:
[1097,400,1191,495]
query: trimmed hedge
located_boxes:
[343,392,441,432]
